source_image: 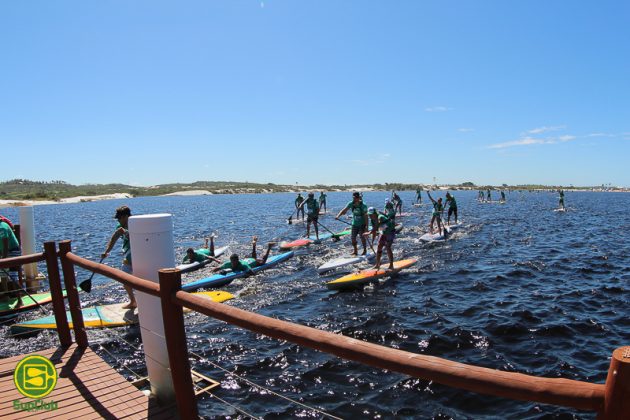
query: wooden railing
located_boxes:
[4,239,627,419]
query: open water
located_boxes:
[1,190,628,419]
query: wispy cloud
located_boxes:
[350,153,391,166]
[526,125,565,134]
[488,135,577,149]
[458,128,475,132]
[425,106,452,112]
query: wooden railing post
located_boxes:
[601,346,630,419]
[159,268,198,419]
[58,240,89,348]
[43,241,72,348]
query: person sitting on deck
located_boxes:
[212,236,275,275]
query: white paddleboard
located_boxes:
[318,253,375,274]
[176,246,229,273]
[420,227,451,242]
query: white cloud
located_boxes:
[526,125,565,135]
[458,128,475,132]
[488,137,546,149]
[558,135,576,142]
[425,106,452,112]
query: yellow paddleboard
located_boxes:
[326,259,417,291]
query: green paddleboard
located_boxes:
[0,290,67,317]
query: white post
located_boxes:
[18,206,37,279]
[128,213,176,403]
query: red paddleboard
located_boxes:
[279,238,313,250]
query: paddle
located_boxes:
[1,268,47,315]
[287,208,296,225]
[335,218,352,226]
[78,256,105,293]
[316,220,341,242]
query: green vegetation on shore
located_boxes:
[0,179,621,202]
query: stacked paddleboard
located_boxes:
[10,291,234,335]
[11,291,234,335]
[326,259,417,291]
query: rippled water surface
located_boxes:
[1,191,628,419]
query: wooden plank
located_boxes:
[0,345,177,420]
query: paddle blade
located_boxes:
[79,280,92,293]
[287,216,293,225]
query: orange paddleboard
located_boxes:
[326,259,417,291]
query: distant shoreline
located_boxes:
[1,187,627,208]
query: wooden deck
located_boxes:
[0,344,176,419]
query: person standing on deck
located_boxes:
[478,190,484,202]
[297,193,320,241]
[101,206,136,309]
[427,191,444,235]
[500,190,506,203]
[318,191,327,213]
[558,190,565,210]
[445,192,458,225]
[366,207,380,243]
[0,219,22,306]
[336,192,368,256]
[295,193,305,221]
[486,189,492,202]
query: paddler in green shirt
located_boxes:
[183,237,221,264]
[101,206,136,309]
[336,192,368,256]
[445,192,458,225]
[295,193,305,221]
[212,236,275,275]
[297,192,320,240]
[0,219,22,306]
[373,212,396,271]
[318,191,327,213]
[384,199,396,220]
[427,191,445,235]
[416,187,423,204]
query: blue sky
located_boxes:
[2,1,629,187]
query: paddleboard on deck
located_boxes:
[176,246,229,274]
[181,252,294,291]
[326,259,417,291]
[0,290,67,317]
[10,291,234,335]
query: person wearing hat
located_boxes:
[366,207,380,243]
[101,205,136,309]
[297,193,320,240]
[373,210,396,271]
[384,199,396,220]
[336,192,368,256]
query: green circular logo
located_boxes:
[14,355,58,399]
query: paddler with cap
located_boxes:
[336,192,368,256]
[297,192,320,241]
